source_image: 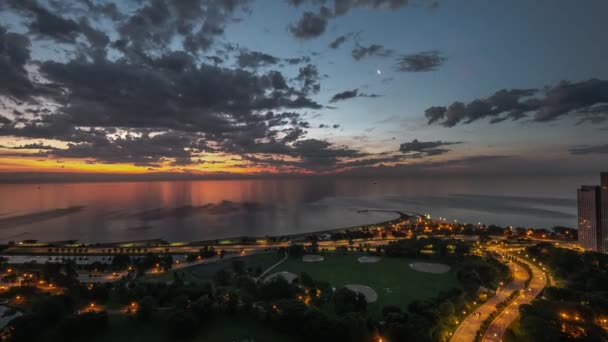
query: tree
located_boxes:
[214,269,231,286]
[53,311,108,342]
[192,296,216,320]
[333,287,366,315]
[136,296,157,321]
[260,277,294,301]
[111,254,131,270]
[339,313,370,342]
[299,272,314,288]
[287,244,305,257]
[231,259,245,275]
[167,310,198,339]
[308,240,319,254]
[382,305,402,319]
[161,254,173,271]
[172,294,190,310]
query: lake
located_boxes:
[0,177,582,243]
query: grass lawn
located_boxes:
[141,252,282,283]
[272,253,459,318]
[91,313,290,342]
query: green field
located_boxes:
[139,252,459,319]
[141,252,282,283]
[272,253,459,317]
[91,314,289,342]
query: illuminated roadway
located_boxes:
[482,254,546,342]
[450,260,529,342]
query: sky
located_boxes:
[0,0,607,181]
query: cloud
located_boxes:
[237,50,280,68]
[329,33,352,49]
[338,155,512,177]
[0,48,330,168]
[6,143,56,150]
[569,143,608,155]
[49,131,205,167]
[289,11,328,39]
[284,56,312,65]
[424,79,608,127]
[296,64,321,95]
[238,137,366,171]
[399,139,461,156]
[288,0,425,38]
[8,0,81,42]
[351,44,393,60]
[0,26,35,100]
[329,89,381,102]
[4,0,252,58]
[395,50,446,72]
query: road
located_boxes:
[4,237,402,257]
[450,260,529,342]
[482,255,545,342]
[77,250,267,283]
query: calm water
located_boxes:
[0,177,583,243]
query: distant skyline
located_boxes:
[1,0,607,180]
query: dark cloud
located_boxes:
[0,50,327,167]
[338,154,405,168]
[0,27,35,100]
[237,52,312,69]
[425,79,608,127]
[292,138,362,169]
[284,56,312,65]
[296,64,321,95]
[207,56,224,64]
[329,89,381,103]
[288,0,422,38]
[318,123,340,129]
[329,33,352,49]
[237,50,280,68]
[339,155,512,177]
[395,50,446,72]
[569,143,608,155]
[351,44,393,60]
[237,137,366,171]
[5,0,252,57]
[0,0,462,175]
[289,11,328,39]
[7,143,56,150]
[50,131,205,167]
[399,139,461,156]
[8,0,80,42]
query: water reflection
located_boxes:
[0,177,579,243]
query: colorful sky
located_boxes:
[0,0,607,181]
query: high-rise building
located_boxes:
[577,172,608,253]
[578,185,601,252]
[601,172,608,253]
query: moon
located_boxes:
[376,69,382,75]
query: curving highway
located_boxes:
[482,254,545,342]
[450,259,529,342]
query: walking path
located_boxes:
[255,253,288,282]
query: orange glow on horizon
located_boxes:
[0,154,281,175]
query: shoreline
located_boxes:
[0,209,410,255]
